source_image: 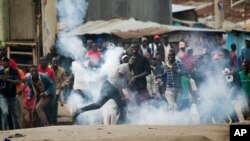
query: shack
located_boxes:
[86,0,172,25]
[67,18,225,56]
[172,4,197,21]
[226,29,250,57]
[0,0,57,68]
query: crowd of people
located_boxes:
[0,34,250,130]
[73,35,250,125]
[0,46,68,130]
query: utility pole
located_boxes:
[214,0,224,29]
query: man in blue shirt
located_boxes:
[164,49,187,110]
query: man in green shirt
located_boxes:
[239,59,250,120]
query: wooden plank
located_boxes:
[10,51,33,55]
[5,41,36,46]
[32,48,36,65]
[7,46,10,58]
[6,42,37,66]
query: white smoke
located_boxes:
[99,46,124,77]
[56,0,126,125]
[67,45,124,125]
[126,100,195,125]
[56,36,86,60]
[56,0,246,125]
[198,73,232,123]
[123,51,246,125]
[70,46,124,101]
[56,0,88,60]
[57,0,88,31]
[192,55,246,124]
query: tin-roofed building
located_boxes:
[86,0,172,25]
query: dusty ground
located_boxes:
[0,124,230,141]
[0,104,249,141]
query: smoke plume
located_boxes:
[56,0,246,125]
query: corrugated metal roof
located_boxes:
[65,18,225,39]
[66,18,163,35]
[231,29,250,33]
[173,18,213,28]
[172,4,195,13]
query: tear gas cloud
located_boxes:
[56,0,89,60]
[125,54,247,125]
[57,0,88,31]
[56,36,86,61]
[56,0,247,125]
[66,45,124,124]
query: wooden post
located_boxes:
[0,0,4,40]
[214,0,224,29]
[34,0,42,64]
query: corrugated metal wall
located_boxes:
[226,32,250,56]
[42,0,57,55]
[86,0,128,21]
[168,31,223,55]
[86,0,172,24]
[8,0,35,40]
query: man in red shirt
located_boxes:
[87,43,102,68]
[38,57,55,81]
[37,57,56,125]
[0,46,17,68]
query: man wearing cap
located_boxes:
[0,57,21,130]
[73,56,136,124]
[149,35,161,58]
[140,37,151,57]
[97,37,107,53]
[0,46,17,69]
[121,54,129,64]
[241,38,250,65]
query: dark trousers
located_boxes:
[0,96,20,130]
[80,81,126,124]
[45,95,57,125]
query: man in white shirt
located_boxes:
[157,35,173,63]
[176,40,187,60]
[149,35,161,57]
[140,37,151,57]
[73,56,136,124]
